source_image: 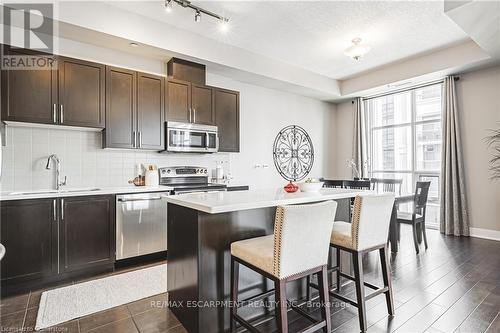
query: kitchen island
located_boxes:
[165,188,368,333]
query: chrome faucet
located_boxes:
[45,154,67,190]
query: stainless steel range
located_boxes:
[159,166,226,194]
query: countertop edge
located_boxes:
[165,190,372,214]
[0,186,174,201]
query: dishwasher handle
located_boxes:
[118,197,163,202]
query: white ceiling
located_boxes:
[108,0,469,79]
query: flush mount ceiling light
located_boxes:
[344,38,371,61]
[129,42,140,48]
[164,0,229,30]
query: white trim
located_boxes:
[470,227,500,241]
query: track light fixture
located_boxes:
[164,0,229,29]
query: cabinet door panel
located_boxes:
[1,49,57,124]
[191,84,214,125]
[0,199,56,282]
[60,195,115,273]
[59,58,105,128]
[104,67,136,148]
[137,73,164,150]
[214,88,240,152]
[166,79,191,123]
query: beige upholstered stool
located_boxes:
[230,201,338,333]
[309,194,395,332]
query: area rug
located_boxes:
[35,264,167,330]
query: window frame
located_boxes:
[364,83,443,227]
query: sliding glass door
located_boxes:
[365,83,442,227]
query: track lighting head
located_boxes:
[219,17,229,32]
[164,0,173,12]
[194,10,201,22]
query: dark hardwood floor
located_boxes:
[1,225,499,333]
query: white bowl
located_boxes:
[297,181,324,193]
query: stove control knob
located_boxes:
[204,170,207,174]
[166,169,171,174]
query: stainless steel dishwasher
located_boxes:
[116,192,170,260]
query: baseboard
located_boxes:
[470,227,500,241]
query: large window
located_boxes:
[364,83,442,227]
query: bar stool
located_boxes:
[230,201,338,333]
[309,194,395,332]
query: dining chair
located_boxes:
[372,178,403,195]
[230,201,338,333]
[396,181,431,253]
[343,180,371,190]
[321,178,344,188]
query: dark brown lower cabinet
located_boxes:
[0,195,115,293]
[0,199,56,282]
[60,195,115,273]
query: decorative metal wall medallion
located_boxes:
[273,125,314,181]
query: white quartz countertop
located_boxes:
[0,185,174,201]
[165,187,371,214]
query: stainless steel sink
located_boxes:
[60,188,101,193]
[9,188,101,196]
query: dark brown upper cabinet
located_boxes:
[191,84,214,125]
[1,48,58,124]
[137,72,165,150]
[58,57,105,128]
[214,87,240,152]
[104,67,136,149]
[167,57,205,85]
[166,79,215,126]
[1,48,105,128]
[166,79,190,123]
[0,198,56,283]
[104,66,164,150]
[59,195,115,273]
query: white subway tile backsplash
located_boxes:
[1,126,230,192]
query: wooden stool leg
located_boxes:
[230,257,239,333]
[275,279,288,333]
[353,252,367,332]
[306,275,311,301]
[336,248,341,292]
[379,246,395,315]
[318,266,331,333]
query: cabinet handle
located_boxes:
[193,108,196,123]
[189,108,192,123]
[138,132,142,148]
[57,198,61,274]
[53,199,57,221]
[132,131,136,148]
[60,105,64,124]
[61,198,64,220]
[53,104,57,123]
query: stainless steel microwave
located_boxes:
[165,122,218,153]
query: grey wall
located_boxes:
[456,65,500,233]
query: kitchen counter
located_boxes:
[0,185,174,201]
[165,187,369,214]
